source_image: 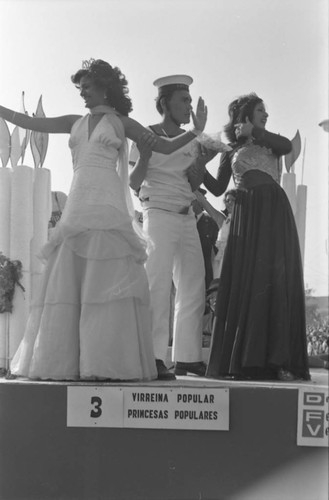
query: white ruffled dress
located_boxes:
[11,111,157,381]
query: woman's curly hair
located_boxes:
[71,59,133,116]
[223,92,263,144]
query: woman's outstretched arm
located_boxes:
[0,105,81,134]
[121,97,207,155]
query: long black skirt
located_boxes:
[206,171,310,380]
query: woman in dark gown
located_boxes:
[204,93,310,381]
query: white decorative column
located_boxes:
[9,165,34,360]
[31,168,52,301]
[0,168,12,369]
[282,170,297,215]
[295,184,307,267]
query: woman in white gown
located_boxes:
[1,59,207,381]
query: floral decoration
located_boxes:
[0,252,25,313]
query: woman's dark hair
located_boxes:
[155,88,178,115]
[71,59,133,116]
[223,92,263,144]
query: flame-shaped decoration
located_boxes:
[9,91,30,167]
[30,96,49,168]
[10,126,21,168]
[20,91,30,164]
[0,118,11,167]
[319,119,329,133]
[284,130,301,173]
[30,125,41,168]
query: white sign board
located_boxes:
[67,386,123,427]
[67,386,229,431]
[297,388,329,447]
[123,387,229,430]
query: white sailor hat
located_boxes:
[153,74,193,96]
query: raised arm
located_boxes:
[0,105,81,134]
[236,118,292,157]
[252,127,292,156]
[203,151,233,197]
[122,97,207,155]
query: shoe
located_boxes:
[277,368,297,382]
[5,371,17,380]
[156,359,176,381]
[174,361,207,376]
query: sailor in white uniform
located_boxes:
[129,75,206,380]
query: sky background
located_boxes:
[1,0,328,296]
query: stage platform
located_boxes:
[0,369,328,500]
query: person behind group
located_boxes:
[308,337,329,370]
[194,189,237,339]
[212,189,237,280]
[190,188,237,337]
[202,92,310,381]
[192,188,236,281]
[129,75,207,380]
[1,59,207,381]
[191,188,224,341]
[191,188,220,290]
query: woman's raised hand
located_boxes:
[191,97,208,133]
[234,116,254,139]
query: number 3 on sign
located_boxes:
[90,396,102,418]
[67,386,124,428]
